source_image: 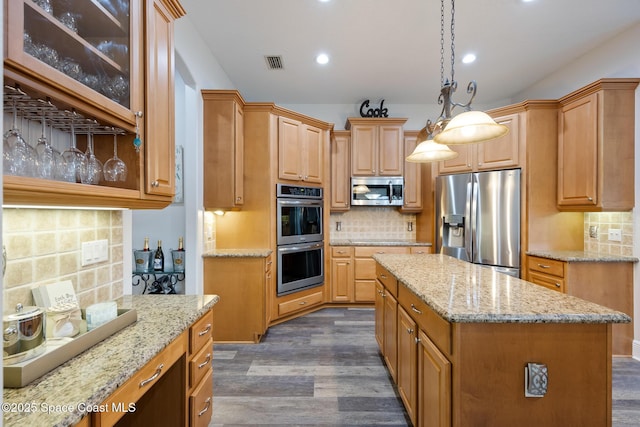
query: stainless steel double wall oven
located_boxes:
[276,184,324,296]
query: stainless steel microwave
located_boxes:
[351,177,404,206]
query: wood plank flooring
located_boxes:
[210,307,640,426]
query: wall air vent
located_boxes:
[265,55,284,70]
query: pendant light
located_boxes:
[409,0,508,160]
[406,120,458,163]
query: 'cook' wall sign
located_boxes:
[359,99,389,118]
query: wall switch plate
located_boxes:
[608,228,622,242]
[589,225,598,238]
[81,239,109,266]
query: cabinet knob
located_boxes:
[415,337,421,344]
[555,283,561,288]
[407,328,414,334]
[587,197,593,201]
[236,196,242,202]
[151,180,159,187]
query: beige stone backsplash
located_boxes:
[2,208,124,312]
[584,212,634,256]
[329,207,416,241]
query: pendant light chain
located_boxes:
[440,0,445,87]
[450,0,456,84]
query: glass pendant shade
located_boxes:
[433,111,509,145]
[406,138,458,163]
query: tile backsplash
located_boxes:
[329,207,416,241]
[2,208,124,311]
[584,212,634,256]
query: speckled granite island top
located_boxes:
[527,250,639,263]
[373,254,630,324]
[3,294,219,427]
[203,248,272,258]
[331,239,432,247]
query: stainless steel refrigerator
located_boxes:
[435,169,521,277]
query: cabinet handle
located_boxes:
[537,263,551,269]
[555,283,561,288]
[380,274,387,279]
[198,323,212,336]
[236,196,242,202]
[407,328,414,334]
[151,180,159,187]
[267,260,273,265]
[198,353,212,369]
[410,304,423,315]
[414,250,424,254]
[198,397,212,417]
[415,337,421,344]
[376,251,385,254]
[139,364,164,388]
[467,164,471,168]
[299,301,307,305]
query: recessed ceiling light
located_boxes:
[316,53,329,65]
[462,53,476,64]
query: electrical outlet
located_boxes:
[608,228,622,242]
[589,225,598,238]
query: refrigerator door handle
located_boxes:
[465,174,476,262]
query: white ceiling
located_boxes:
[179,0,640,106]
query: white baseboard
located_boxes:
[633,340,640,360]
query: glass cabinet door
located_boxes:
[5,0,139,128]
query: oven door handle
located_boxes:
[278,200,323,206]
[278,242,324,253]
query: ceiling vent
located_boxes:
[265,55,284,70]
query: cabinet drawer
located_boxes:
[331,246,354,258]
[528,271,565,293]
[410,246,432,254]
[278,290,324,316]
[527,256,564,277]
[190,369,213,427]
[354,246,410,257]
[190,309,214,356]
[376,264,398,297]
[99,331,187,426]
[190,338,213,389]
[398,284,451,356]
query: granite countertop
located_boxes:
[202,248,272,258]
[527,250,639,263]
[3,294,219,427]
[373,253,630,324]
[331,239,432,247]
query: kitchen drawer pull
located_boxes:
[299,301,307,305]
[555,283,561,288]
[198,397,212,417]
[537,263,551,269]
[376,251,385,254]
[139,363,164,388]
[380,274,387,279]
[410,304,423,315]
[198,324,212,337]
[198,353,212,369]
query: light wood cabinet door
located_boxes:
[331,257,354,302]
[378,124,404,176]
[375,280,385,350]
[477,113,520,170]
[401,132,422,212]
[202,91,245,210]
[397,306,418,426]
[557,93,598,207]
[437,144,473,174]
[302,124,323,184]
[383,290,398,382]
[351,124,378,176]
[278,116,304,181]
[330,132,351,211]
[557,79,638,211]
[144,0,177,198]
[418,329,451,427]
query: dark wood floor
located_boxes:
[210,307,640,426]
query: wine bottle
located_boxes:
[153,240,164,271]
[177,237,184,251]
[143,237,150,251]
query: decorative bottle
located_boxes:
[153,240,165,271]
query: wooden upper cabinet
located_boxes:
[144,0,181,199]
[348,117,407,176]
[202,90,245,210]
[557,79,639,211]
[330,131,351,211]
[437,112,521,174]
[278,116,324,184]
[400,131,422,212]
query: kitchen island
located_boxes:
[373,253,630,427]
[3,294,219,427]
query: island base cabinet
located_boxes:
[190,369,213,427]
[452,322,612,427]
[418,329,451,427]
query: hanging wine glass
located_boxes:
[103,131,127,181]
[81,121,103,185]
[4,98,34,177]
[35,107,56,179]
[61,119,87,183]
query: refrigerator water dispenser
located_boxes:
[443,214,465,248]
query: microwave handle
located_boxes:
[388,181,393,202]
